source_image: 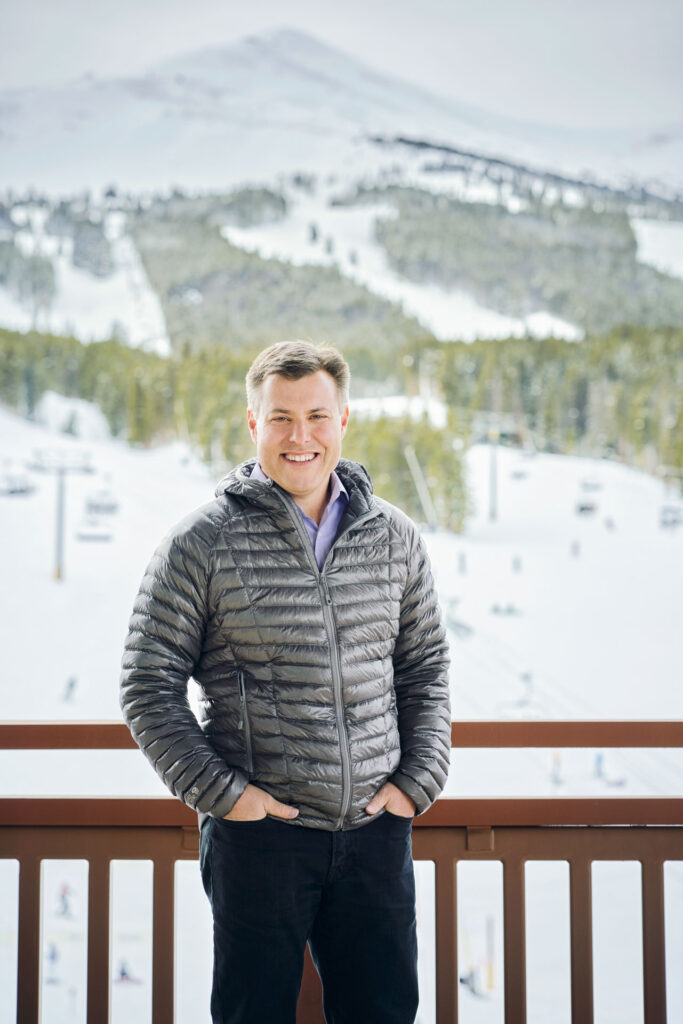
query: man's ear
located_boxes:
[247,408,258,443]
[340,405,350,437]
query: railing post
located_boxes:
[17,854,41,1024]
[435,854,458,1024]
[641,859,667,1024]
[503,858,526,1024]
[569,858,594,1024]
[87,857,111,1024]
[152,857,176,1024]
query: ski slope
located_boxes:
[0,399,682,1023]
[221,178,583,343]
[1,207,170,354]
[6,184,683,351]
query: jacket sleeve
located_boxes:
[119,509,248,819]
[388,517,451,814]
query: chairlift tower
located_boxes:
[404,445,438,530]
[37,449,94,581]
[489,424,499,522]
[489,370,503,523]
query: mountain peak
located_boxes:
[245,26,333,49]
[150,26,348,78]
[1,25,680,194]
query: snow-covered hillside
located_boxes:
[1,28,682,194]
[220,177,583,341]
[633,216,683,280]
[1,400,681,781]
[0,206,170,352]
[4,151,683,347]
[7,181,683,349]
[3,24,683,350]
[0,400,682,1024]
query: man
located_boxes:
[120,340,451,1024]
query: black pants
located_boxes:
[199,811,419,1024]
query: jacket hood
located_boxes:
[215,457,376,520]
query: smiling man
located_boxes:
[121,340,451,1024]
[248,366,349,527]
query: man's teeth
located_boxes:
[284,453,317,462]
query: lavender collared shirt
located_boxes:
[250,462,348,569]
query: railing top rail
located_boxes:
[2,720,682,750]
[450,720,683,748]
[2,796,683,828]
[0,722,138,749]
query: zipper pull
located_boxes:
[321,579,333,605]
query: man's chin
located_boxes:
[269,465,319,491]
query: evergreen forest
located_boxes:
[1,324,680,531]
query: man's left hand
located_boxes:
[365,782,416,818]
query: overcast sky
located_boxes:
[2,0,681,130]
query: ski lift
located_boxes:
[26,449,48,472]
[444,599,473,639]
[75,515,113,542]
[85,487,119,516]
[80,452,96,475]
[0,472,36,497]
[490,602,521,616]
[26,448,95,474]
[660,504,682,529]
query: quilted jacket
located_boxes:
[120,458,451,830]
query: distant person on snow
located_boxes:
[62,675,77,702]
[120,340,451,1024]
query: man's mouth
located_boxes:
[282,453,319,463]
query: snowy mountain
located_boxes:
[1,27,682,195]
[3,27,683,348]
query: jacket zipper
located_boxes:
[237,670,253,774]
[278,490,378,828]
[318,574,351,828]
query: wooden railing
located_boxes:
[1,720,682,1024]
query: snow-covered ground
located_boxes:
[632,216,683,282]
[352,393,448,429]
[0,399,682,1022]
[34,390,112,442]
[0,206,170,354]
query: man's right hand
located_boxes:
[223,783,299,822]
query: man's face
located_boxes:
[247,370,349,518]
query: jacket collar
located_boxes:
[215,457,376,523]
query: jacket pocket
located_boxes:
[237,670,253,774]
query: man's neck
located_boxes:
[250,462,333,525]
[296,482,332,526]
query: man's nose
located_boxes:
[289,419,311,444]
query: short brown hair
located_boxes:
[246,340,350,413]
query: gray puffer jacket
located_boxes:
[120,458,451,830]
